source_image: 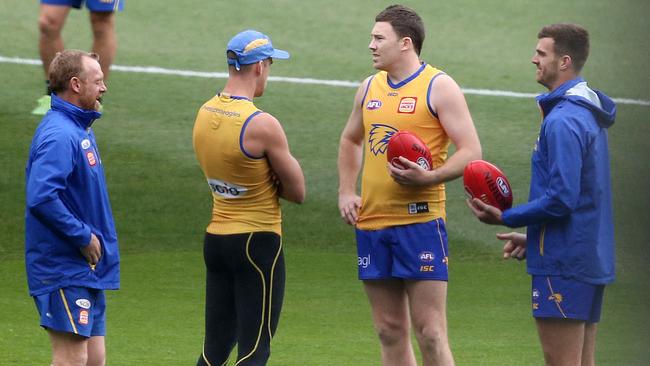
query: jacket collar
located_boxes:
[536,77,584,116]
[51,94,102,129]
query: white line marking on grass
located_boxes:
[2,55,649,106]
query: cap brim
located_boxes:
[271,49,290,60]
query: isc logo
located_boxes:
[419,265,435,272]
[207,178,248,198]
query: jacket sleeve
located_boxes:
[502,115,584,228]
[26,133,92,248]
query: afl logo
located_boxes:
[366,99,382,110]
[419,251,434,262]
[496,177,511,196]
[416,157,431,170]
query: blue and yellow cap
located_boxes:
[226,30,290,70]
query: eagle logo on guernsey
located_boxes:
[366,99,382,110]
[368,124,398,156]
[81,139,91,150]
[398,97,417,113]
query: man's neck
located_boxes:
[385,55,423,85]
[56,91,81,108]
[222,78,256,99]
[548,72,579,93]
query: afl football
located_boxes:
[386,130,433,170]
[463,160,513,210]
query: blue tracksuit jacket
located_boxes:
[25,94,120,296]
[502,77,616,285]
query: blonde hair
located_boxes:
[48,50,100,93]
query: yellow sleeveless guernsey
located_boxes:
[192,93,281,235]
[358,63,449,230]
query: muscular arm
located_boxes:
[387,74,481,186]
[243,113,305,203]
[337,80,368,225]
[428,74,482,183]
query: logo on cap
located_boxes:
[226,29,290,70]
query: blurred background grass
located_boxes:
[1,0,648,364]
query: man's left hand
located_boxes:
[387,157,434,186]
[466,197,504,225]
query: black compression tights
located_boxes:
[197,232,285,366]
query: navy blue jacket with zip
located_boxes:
[25,94,120,296]
[502,77,616,285]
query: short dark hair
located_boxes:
[538,23,590,72]
[375,4,425,56]
[49,50,99,93]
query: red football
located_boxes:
[463,160,513,211]
[386,130,433,170]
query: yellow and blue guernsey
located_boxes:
[193,93,281,235]
[358,63,449,230]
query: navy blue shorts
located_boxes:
[33,286,107,337]
[532,275,605,323]
[355,218,449,280]
[41,0,124,12]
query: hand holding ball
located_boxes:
[463,160,513,211]
[386,130,433,170]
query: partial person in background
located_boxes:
[25,49,120,366]
[468,23,616,366]
[33,0,124,115]
[192,30,305,365]
[338,4,481,366]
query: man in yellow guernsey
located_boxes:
[338,5,481,366]
[192,29,305,366]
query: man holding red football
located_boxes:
[468,23,616,366]
[337,5,481,365]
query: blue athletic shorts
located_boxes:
[355,218,449,280]
[33,286,107,337]
[531,275,605,323]
[41,0,125,12]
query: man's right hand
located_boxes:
[338,193,361,226]
[496,232,527,260]
[81,233,102,267]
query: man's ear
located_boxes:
[559,55,573,71]
[69,76,82,93]
[400,36,413,52]
[255,60,264,76]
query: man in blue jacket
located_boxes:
[25,49,119,366]
[468,23,616,365]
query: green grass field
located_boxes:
[1,0,649,364]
